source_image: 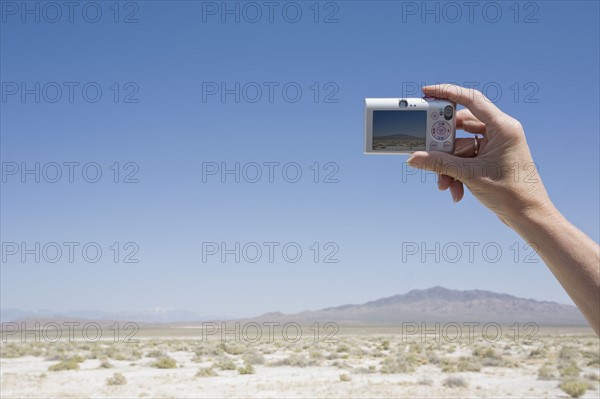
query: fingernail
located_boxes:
[451,192,459,203]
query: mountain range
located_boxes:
[1,287,587,326]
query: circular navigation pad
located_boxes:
[431,121,451,141]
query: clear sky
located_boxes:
[1,0,599,318]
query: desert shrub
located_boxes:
[584,372,600,382]
[417,376,434,386]
[559,379,588,398]
[559,362,581,378]
[339,373,351,382]
[380,355,415,374]
[238,363,255,375]
[99,360,113,369]
[337,345,350,353]
[380,340,390,351]
[219,343,245,356]
[427,352,440,365]
[583,350,600,367]
[146,350,165,358]
[354,365,376,374]
[39,373,47,378]
[537,364,557,380]
[243,351,265,365]
[529,347,547,358]
[457,357,481,372]
[559,346,577,361]
[440,358,456,373]
[472,347,503,367]
[48,357,83,371]
[309,350,324,360]
[102,345,142,361]
[194,344,224,357]
[275,354,312,368]
[106,372,127,386]
[215,357,237,371]
[196,367,216,377]
[443,375,468,388]
[472,347,498,359]
[333,360,351,370]
[152,356,177,369]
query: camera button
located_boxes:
[443,141,452,151]
[431,112,439,120]
[432,121,451,141]
[429,142,439,150]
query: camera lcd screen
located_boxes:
[372,110,426,151]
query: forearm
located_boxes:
[506,202,600,335]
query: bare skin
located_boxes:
[407,84,600,336]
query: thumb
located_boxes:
[407,151,466,181]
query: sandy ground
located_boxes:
[1,328,599,398]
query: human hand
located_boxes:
[407,84,556,227]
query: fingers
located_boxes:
[422,84,505,128]
[438,173,453,191]
[407,151,465,181]
[437,174,465,202]
[456,109,487,135]
[453,137,483,158]
[449,179,464,203]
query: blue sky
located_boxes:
[1,1,599,317]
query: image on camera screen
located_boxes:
[372,110,426,151]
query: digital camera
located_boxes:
[364,97,456,154]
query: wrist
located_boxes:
[503,196,563,236]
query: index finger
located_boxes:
[422,84,505,127]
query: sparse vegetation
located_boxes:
[151,356,177,369]
[417,376,434,386]
[559,361,581,378]
[537,364,557,380]
[196,367,217,377]
[238,363,255,375]
[443,375,468,388]
[99,360,113,369]
[106,372,127,386]
[380,355,415,374]
[215,357,237,371]
[2,327,598,398]
[48,356,84,371]
[559,379,588,398]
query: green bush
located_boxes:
[457,357,481,372]
[243,351,265,365]
[238,363,255,375]
[152,356,177,369]
[559,362,581,378]
[275,354,312,368]
[106,372,127,386]
[380,355,415,374]
[215,357,237,370]
[559,379,588,398]
[339,373,351,382]
[48,357,83,371]
[537,365,557,380]
[196,367,216,377]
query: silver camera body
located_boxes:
[365,97,456,154]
